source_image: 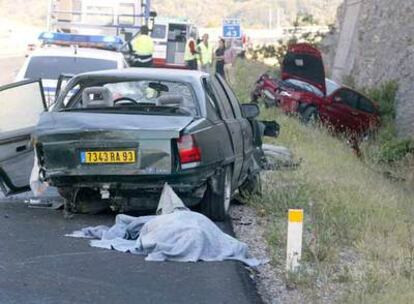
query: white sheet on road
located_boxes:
[67,183,261,267]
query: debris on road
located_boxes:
[30,153,49,197]
[26,198,63,210]
[262,144,300,170]
[67,183,262,267]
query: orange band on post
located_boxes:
[288,209,304,223]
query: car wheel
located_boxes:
[301,106,319,125]
[201,166,232,221]
[238,172,262,202]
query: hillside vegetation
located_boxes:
[0,0,342,27]
[232,59,414,303]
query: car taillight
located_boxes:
[177,134,201,167]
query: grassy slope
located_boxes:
[232,59,414,303]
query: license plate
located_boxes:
[80,150,136,164]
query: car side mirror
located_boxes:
[261,120,280,137]
[241,103,260,119]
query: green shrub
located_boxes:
[377,139,414,163]
[361,80,413,163]
[363,81,398,121]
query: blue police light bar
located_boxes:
[38,32,124,51]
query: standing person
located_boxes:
[198,34,213,73]
[132,25,154,68]
[224,39,237,84]
[214,38,226,78]
[184,32,199,70]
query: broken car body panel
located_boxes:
[0,80,47,195]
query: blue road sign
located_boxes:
[222,19,242,38]
[223,25,241,38]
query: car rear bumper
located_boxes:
[47,166,217,207]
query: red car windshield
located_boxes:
[284,78,324,97]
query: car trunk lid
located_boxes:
[34,112,194,177]
[281,43,326,96]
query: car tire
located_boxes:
[239,172,262,202]
[301,106,319,125]
[201,166,232,222]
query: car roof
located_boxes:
[29,46,124,61]
[73,68,209,84]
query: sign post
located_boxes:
[222,18,242,39]
[286,209,304,272]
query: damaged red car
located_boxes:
[252,43,380,137]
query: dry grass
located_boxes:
[232,59,414,303]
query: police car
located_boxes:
[15,32,128,106]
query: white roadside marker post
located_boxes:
[286,209,304,272]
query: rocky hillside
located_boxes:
[326,0,414,138]
[0,0,342,28]
[153,0,342,27]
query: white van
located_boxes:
[150,19,198,69]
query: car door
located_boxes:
[356,94,379,135]
[322,88,360,133]
[55,74,74,100]
[215,75,254,184]
[0,80,46,195]
[210,78,244,187]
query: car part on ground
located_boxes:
[261,144,301,171]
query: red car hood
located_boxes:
[281,43,326,96]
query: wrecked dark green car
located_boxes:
[0,69,278,221]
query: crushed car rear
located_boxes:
[33,70,234,213]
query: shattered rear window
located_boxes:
[61,80,198,116]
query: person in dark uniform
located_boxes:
[214,39,225,77]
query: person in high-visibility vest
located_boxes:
[197,34,213,74]
[184,32,199,70]
[132,25,154,68]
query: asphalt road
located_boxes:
[0,202,262,304]
[0,56,25,85]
